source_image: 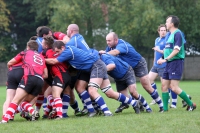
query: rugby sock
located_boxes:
[92,100,101,111]
[117,93,137,107]
[2,102,18,122]
[35,94,44,112]
[162,92,169,111]
[151,83,157,91]
[20,101,35,115]
[44,104,52,115]
[62,94,70,118]
[70,100,80,112]
[138,94,151,111]
[95,96,111,114]
[168,89,171,103]
[78,94,87,110]
[171,90,177,106]
[47,95,55,109]
[150,90,163,109]
[42,97,47,111]
[179,91,193,106]
[80,91,95,113]
[54,97,63,118]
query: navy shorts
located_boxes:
[115,67,136,92]
[162,59,184,80]
[90,59,108,79]
[52,72,71,90]
[18,75,44,96]
[133,57,148,78]
[150,66,165,77]
[7,68,24,90]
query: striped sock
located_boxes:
[95,96,111,114]
[80,91,95,113]
[62,94,70,118]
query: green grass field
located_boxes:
[0,81,199,133]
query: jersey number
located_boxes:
[33,54,43,65]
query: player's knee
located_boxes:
[101,85,112,97]
[88,82,99,94]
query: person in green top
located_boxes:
[157,15,196,111]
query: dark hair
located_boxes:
[157,24,166,31]
[166,15,180,28]
[27,40,38,51]
[43,35,54,48]
[38,27,51,37]
[53,41,65,50]
[29,36,37,41]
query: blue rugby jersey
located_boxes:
[101,54,129,79]
[57,46,98,71]
[106,39,141,68]
[36,37,43,53]
[66,33,90,52]
[154,37,166,68]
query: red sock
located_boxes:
[47,95,55,107]
[3,102,18,122]
[54,97,63,118]
[35,94,44,111]
[20,101,35,115]
[44,105,52,115]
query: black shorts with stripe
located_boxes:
[7,68,24,90]
[18,75,44,96]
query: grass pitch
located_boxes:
[0,81,199,133]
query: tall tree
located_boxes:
[154,0,200,53]
[107,0,164,57]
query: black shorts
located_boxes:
[69,75,77,89]
[45,74,53,86]
[18,75,44,96]
[77,70,90,82]
[7,68,24,90]
[52,72,71,90]
[115,67,136,92]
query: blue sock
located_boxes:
[70,100,79,111]
[42,97,47,111]
[95,96,111,114]
[80,91,95,113]
[138,94,151,110]
[78,94,87,109]
[170,89,177,106]
[62,94,70,118]
[151,82,157,91]
[118,93,137,107]
[150,90,163,109]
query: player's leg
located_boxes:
[148,68,159,105]
[101,79,140,114]
[134,57,163,112]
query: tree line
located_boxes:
[0,0,200,62]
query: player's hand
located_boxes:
[152,47,159,51]
[157,58,166,64]
[99,50,106,54]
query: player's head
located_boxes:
[42,35,54,49]
[29,36,37,41]
[66,24,79,38]
[53,41,65,55]
[106,32,118,48]
[166,15,180,30]
[38,26,52,37]
[157,24,167,38]
[27,40,38,51]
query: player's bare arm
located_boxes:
[157,49,179,64]
[99,50,106,54]
[45,58,59,65]
[107,49,120,56]
[42,68,48,79]
[106,64,116,71]
[7,58,17,68]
